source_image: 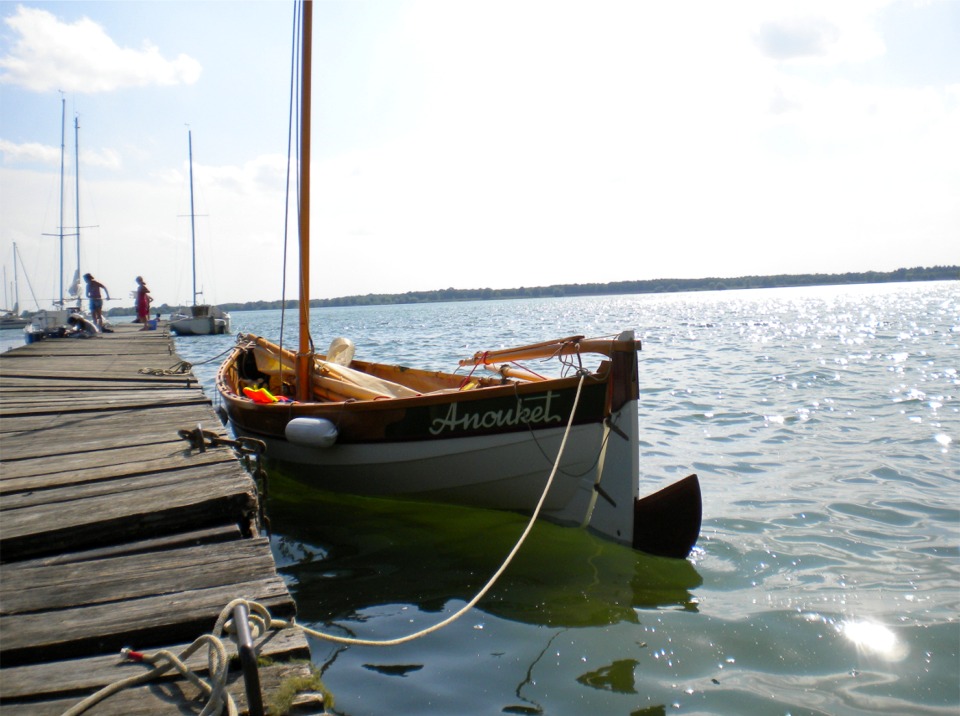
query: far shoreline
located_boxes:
[104,265,957,318]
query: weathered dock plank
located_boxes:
[0,404,225,454]
[0,440,234,486]
[1,460,257,561]
[1,659,321,716]
[1,576,294,665]
[2,538,279,615]
[0,325,319,714]
[0,627,310,701]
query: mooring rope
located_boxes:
[301,371,587,647]
[62,375,587,715]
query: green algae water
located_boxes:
[159,281,957,715]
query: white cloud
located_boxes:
[0,137,120,170]
[81,146,121,170]
[749,0,890,64]
[0,138,59,164]
[0,6,201,93]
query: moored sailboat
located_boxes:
[216,1,700,558]
[169,131,231,336]
[25,102,90,343]
[1,244,29,330]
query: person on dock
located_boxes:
[83,273,109,330]
[135,276,153,328]
[66,312,99,337]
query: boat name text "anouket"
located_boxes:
[429,392,564,435]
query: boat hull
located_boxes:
[218,332,649,548]
[170,305,231,336]
[170,316,229,335]
[23,308,81,343]
[0,315,29,330]
[231,414,617,520]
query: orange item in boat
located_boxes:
[243,386,279,404]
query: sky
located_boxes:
[0,0,957,309]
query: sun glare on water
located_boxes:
[841,619,909,661]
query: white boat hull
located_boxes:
[169,305,230,336]
[170,316,229,336]
[230,397,641,543]
[23,308,80,343]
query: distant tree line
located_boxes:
[106,265,957,316]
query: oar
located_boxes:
[632,474,701,559]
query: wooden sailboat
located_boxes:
[216,1,701,559]
[169,130,231,336]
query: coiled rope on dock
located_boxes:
[138,345,236,376]
[137,360,192,376]
[61,600,259,716]
[63,374,586,715]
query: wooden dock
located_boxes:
[0,323,323,714]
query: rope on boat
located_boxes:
[66,375,588,714]
[298,372,588,647]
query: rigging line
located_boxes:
[188,345,236,367]
[301,373,588,648]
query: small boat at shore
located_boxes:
[216,2,700,559]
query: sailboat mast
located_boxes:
[296,0,313,400]
[58,96,65,308]
[188,130,197,306]
[74,115,81,308]
[12,242,20,314]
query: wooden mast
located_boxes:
[296,0,313,400]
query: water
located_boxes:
[4,282,957,714]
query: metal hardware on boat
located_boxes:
[604,417,629,441]
[593,483,617,508]
[233,602,264,716]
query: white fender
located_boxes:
[285,417,338,448]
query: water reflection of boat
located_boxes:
[267,474,702,629]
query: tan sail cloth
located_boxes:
[252,344,419,400]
